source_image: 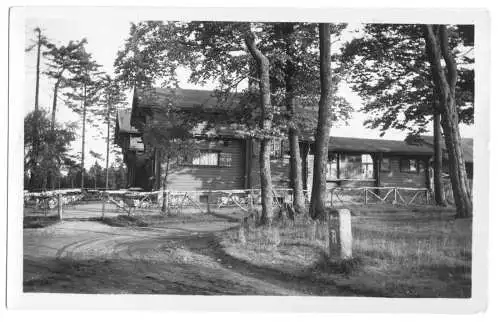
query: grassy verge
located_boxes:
[24,215,60,229]
[93,215,150,227]
[90,208,244,228]
[219,209,472,298]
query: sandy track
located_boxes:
[24,220,311,295]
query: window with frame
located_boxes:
[192,151,219,166]
[270,138,283,159]
[183,150,233,168]
[218,152,232,168]
[380,157,391,172]
[326,153,338,180]
[418,160,426,174]
[338,153,373,179]
[361,154,374,179]
[400,158,418,173]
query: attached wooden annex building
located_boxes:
[115,88,473,196]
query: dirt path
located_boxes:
[24,219,353,295]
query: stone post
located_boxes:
[327,214,336,256]
[337,209,353,259]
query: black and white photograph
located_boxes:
[5,5,491,314]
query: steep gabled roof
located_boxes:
[328,136,434,155]
[131,87,318,139]
[128,88,471,158]
[116,109,140,134]
[133,88,242,113]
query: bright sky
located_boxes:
[24,14,474,169]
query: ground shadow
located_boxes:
[182,233,390,297]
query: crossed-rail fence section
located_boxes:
[24,186,432,218]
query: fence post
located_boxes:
[394,188,398,204]
[249,190,254,210]
[206,190,211,214]
[337,209,353,259]
[57,193,63,221]
[101,193,107,219]
[425,189,430,205]
[364,187,368,205]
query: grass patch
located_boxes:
[219,207,472,298]
[24,215,60,229]
[91,209,243,228]
[94,215,149,227]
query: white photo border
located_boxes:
[7,6,490,313]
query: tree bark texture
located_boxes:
[423,25,472,218]
[105,101,111,190]
[35,28,41,112]
[244,28,275,225]
[51,78,61,130]
[31,29,42,189]
[433,102,446,206]
[282,23,306,214]
[81,83,87,190]
[309,23,333,221]
[47,77,63,190]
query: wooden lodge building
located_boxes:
[115,88,473,196]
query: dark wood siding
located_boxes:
[164,139,245,191]
[326,180,376,190]
[248,139,292,189]
[379,157,428,188]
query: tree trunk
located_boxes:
[105,102,111,190]
[309,23,333,222]
[289,128,305,213]
[51,78,61,130]
[34,28,41,112]
[282,22,306,214]
[244,27,274,225]
[31,29,42,190]
[433,103,446,206]
[81,83,87,191]
[423,25,472,218]
[47,77,62,190]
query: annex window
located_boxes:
[338,154,373,179]
[218,152,232,168]
[361,154,374,179]
[326,153,338,180]
[270,138,283,159]
[184,150,233,168]
[419,160,426,174]
[380,157,391,172]
[192,151,219,166]
[400,158,418,173]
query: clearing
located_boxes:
[23,204,471,297]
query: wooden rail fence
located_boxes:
[328,187,431,206]
[24,186,433,217]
